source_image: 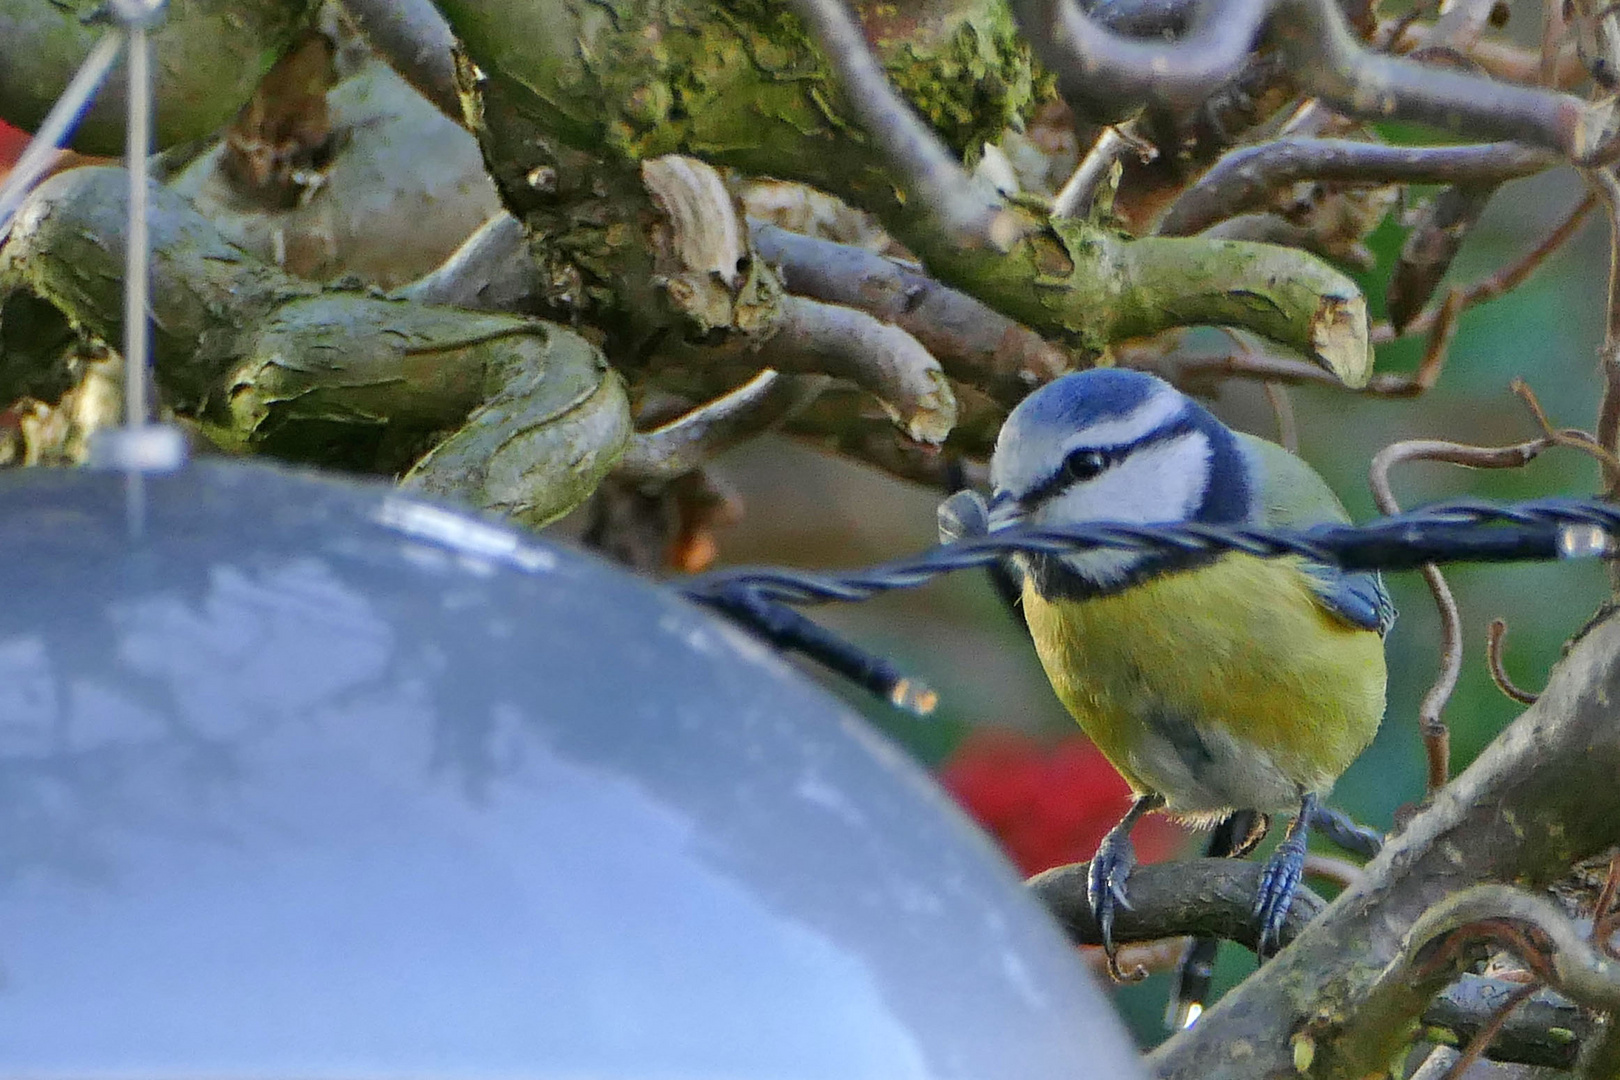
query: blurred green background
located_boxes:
[706,163,1612,1045]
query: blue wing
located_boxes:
[1299,564,1397,636]
[1237,434,1397,637]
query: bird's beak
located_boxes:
[986,492,1023,532]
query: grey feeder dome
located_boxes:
[0,459,1143,1079]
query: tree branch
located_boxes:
[0,166,629,525]
[750,220,1068,405]
[1157,139,1554,239]
[1018,0,1611,157]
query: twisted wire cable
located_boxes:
[676,496,1618,711]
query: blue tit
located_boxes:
[979,368,1393,966]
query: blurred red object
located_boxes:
[0,119,27,171]
[940,729,1188,877]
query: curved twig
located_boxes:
[1377,194,1598,345]
[1369,436,1552,792]
[616,372,821,483]
[1487,618,1542,705]
[1405,884,1620,1013]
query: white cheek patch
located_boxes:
[1035,432,1212,585]
[992,384,1184,497]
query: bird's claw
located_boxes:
[1088,830,1137,963]
[1253,831,1308,957]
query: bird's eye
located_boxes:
[1063,449,1109,482]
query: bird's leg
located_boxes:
[1309,802,1383,860]
[1254,791,1316,958]
[1088,792,1165,969]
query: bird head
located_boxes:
[988,369,1253,594]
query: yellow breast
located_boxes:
[1021,554,1386,820]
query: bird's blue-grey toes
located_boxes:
[1253,829,1308,957]
[1087,829,1137,955]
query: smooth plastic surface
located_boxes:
[0,460,1142,1079]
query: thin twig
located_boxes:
[1592,851,1620,960]
[1368,288,1464,398]
[1263,381,1298,453]
[1407,885,1620,1013]
[1157,139,1555,238]
[1511,378,1620,489]
[1586,167,1620,499]
[1369,436,1553,792]
[1486,619,1541,705]
[1303,853,1365,891]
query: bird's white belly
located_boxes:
[1124,715,1322,822]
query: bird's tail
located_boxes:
[1165,810,1263,1030]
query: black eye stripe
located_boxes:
[1022,415,1197,505]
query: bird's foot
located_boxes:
[1253,831,1306,957]
[1088,827,1137,961]
[1254,794,1317,958]
[1088,793,1163,980]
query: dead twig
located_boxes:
[1511,378,1620,489]
[1407,885,1620,1014]
[1585,167,1620,498]
[1052,126,1136,220]
[749,221,1068,405]
[617,371,820,483]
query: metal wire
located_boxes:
[677,496,1617,713]
[679,496,1618,607]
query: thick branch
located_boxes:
[0,166,628,525]
[1149,610,1620,1080]
[339,0,461,123]
[441,0,1373,379]
[1029,858,1325,951]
